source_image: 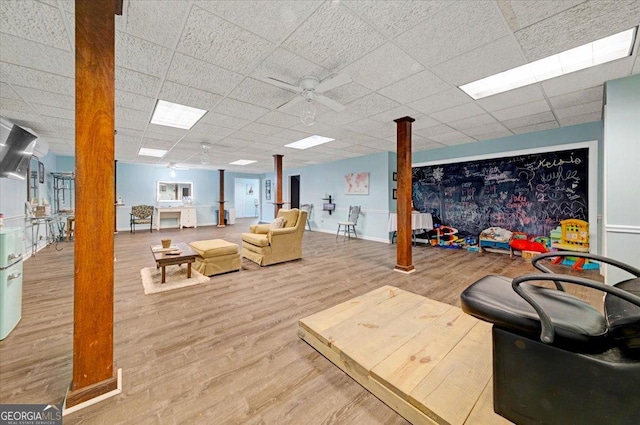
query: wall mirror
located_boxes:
[157,181,193,203]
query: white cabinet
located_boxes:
[180,207,197,228]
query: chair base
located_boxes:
[492,327,640,425]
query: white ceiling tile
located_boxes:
[241,122,282,136]
[492,99,551,121]
[116,107,149,131]
[548,86,603,110]
[116,90,155,113]
[12,86,73,110]
[272,128,311,142]
[395,1,509,66]
[541,57,634,97]
[0,1,70,50]
[554,100,602,119]
[214,98,269,121]
[346,93,400,117]
[158,80,223,112]
[515,1,640,61]
[634,56,640,74]
[447,113,497,131]
[250,48,329,84]
[195,1,321,43]
[415,124,455,138]
[432,36,525,86]
[227,78,294,109]
[281,2,386,70]
[344,0,450,37]
[430,103,486,123]
[166,53,244,97]
[476,84,545,112]
[496,0,586,31]
[0,33,73,77]
[119,0,189,48]
[1,97,35,114]
[511,120,560,135]
[502,111,556,129]
[557,111,602,127]
[327,81,371,105]
[33,103,74,120]
[146,126,188,138]
[0,82,20,100]
[347,118,387,134]
[463,122,513,140]
[256,111,299,128]
[315,110,362,127]
[189,122,235,139]
[116,67,161,98]
[116,32,173,77]
[377,70,450,104]
[408,88,472,115]
[368,106,421,124]
[200,112,251,130]
[430,131,476,146]
[412,115,442,130]
[360,124,396,139]
[178,6,274,74]
[42,116,73,130]
[0,62,73,95]
[341,43,423,91]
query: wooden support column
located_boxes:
[273,154,283,216]
[394,116,416,274]
[67,0,118,408]
[218,169,226,227]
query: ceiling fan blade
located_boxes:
[262,77,303,93]
[316,94,346,112]
[277,94,303,110]
[315,74,352,93]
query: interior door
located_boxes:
[290,175,300,209]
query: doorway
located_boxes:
[289,175,300,209]
[234,177,260,218]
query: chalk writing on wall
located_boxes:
[412,148,589,236]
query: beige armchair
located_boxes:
[241,208,308,266]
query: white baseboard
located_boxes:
[311,227,391,244]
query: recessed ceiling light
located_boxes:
[285,135,335,150]
[229,159,257,165]
[150,100,208,130]
[459,27,637,100]
[138,147,167,157]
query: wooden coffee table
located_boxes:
[150,242,198,284]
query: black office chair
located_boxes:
[460,252,640,425]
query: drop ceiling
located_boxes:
[1,0,639,173]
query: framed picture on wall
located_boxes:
[265,180,271,200]
[392,188,397,200]
[38,161,44,184]
[392,172,397,181]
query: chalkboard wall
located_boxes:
[412,148,589,236]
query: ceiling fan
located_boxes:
[167,162,189,170]
[262,74,352,125]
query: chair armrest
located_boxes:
[249,224,270,234]
[512,273,640,344]
[532,251,640,276]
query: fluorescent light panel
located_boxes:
[150,100,208,130]
[285,135,335,150]
[229,159,257,165]
[138,147,167,157]
[459,27,637,100]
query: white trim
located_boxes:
[63,368,122,416]
[605,224,640,234]
[413,140,598,255]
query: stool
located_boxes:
[189,239,241,277]
[66,217,75,241]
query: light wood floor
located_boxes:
[0,219,603,424]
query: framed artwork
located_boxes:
[344,172,369,195]
[246,184,255,195]
[265,180,271,200]
[392,172,397,181]
[38,161,44,184]
[392,189,397,200]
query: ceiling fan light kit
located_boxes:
[200,142,211,165]
[263,74,352,125]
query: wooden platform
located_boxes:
[298,285,511,425]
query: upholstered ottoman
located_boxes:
[189,239,241,276]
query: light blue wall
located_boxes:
[603,73,640,281]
